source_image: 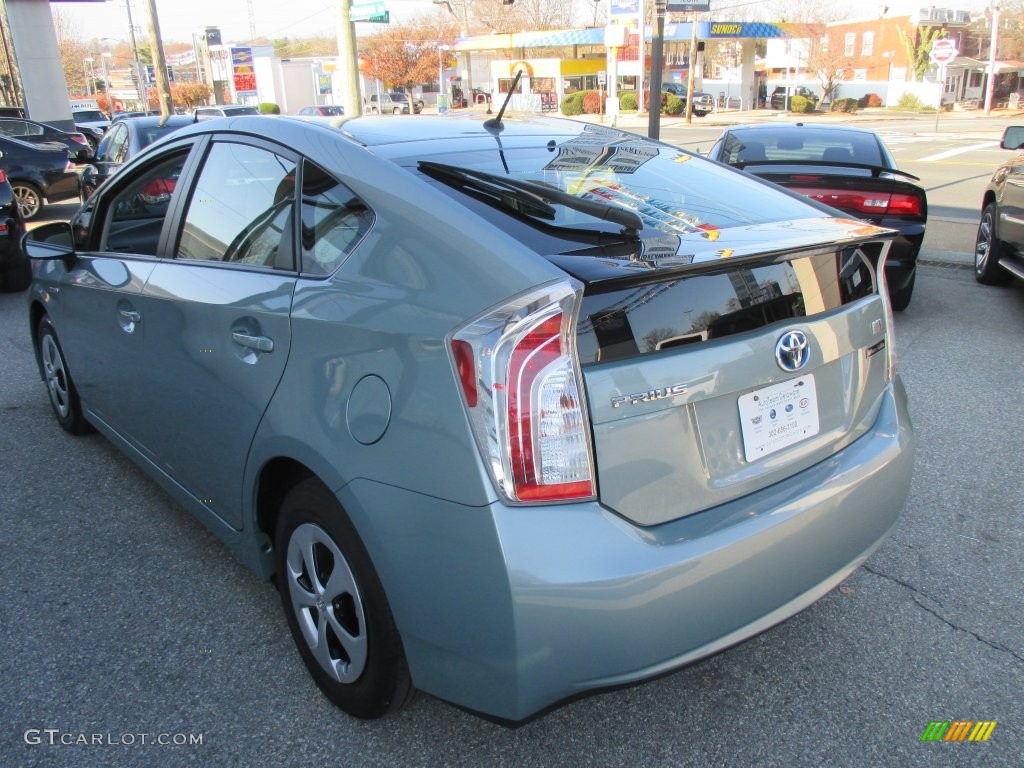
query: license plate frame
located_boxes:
[738,375,820,463]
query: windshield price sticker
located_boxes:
[738,375,820,463]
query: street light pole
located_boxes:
[984,2,1000,116]
[84,57,94,96]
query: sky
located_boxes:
[54,0,441,46]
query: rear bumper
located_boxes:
[884,227,924,290]
[341,377,914,722]
[43,172,82,204]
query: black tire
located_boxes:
[392,107,401,115]
[888,271,915,312]
[12,181,44,220]
[276,478,412,719]
[975,203,1013,286]
[37,316,92,435]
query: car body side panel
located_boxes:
[137,264,296,530]
[34,255,158,439]
[244,145,570,534]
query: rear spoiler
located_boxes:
[732,159,920,181]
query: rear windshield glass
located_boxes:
[577,248,878,364]
[73,110,108,122]
[719,129,884,166]
[413,125,820,240]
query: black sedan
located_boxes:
[0,117,92,163]
[0,135,80,220]
[975,125,1024,286]
[82,115,194,198]
[708,123,927,310]
[0,166,26,291]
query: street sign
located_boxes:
[667,1,711,10]
[351,2,386,20]
[597,70,606,85]
[930,38,959,64]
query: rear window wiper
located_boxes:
[418,160,642,238]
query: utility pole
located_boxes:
[337,0,362,116]
[142,0,173,117]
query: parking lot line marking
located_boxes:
[919,142,998,162]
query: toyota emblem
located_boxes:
[775,330,810,372]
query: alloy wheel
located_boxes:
[285,522,368,684]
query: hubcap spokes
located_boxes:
[976,214,993,270]
[41,335,70,417]
[286,523,367,683]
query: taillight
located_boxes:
[450,280,596,504]
[791,187,923,217]
[71,135,88,145]
[0,169,6,183]
[874,240,897,381]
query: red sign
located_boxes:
[930,38,959,64]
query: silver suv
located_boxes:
[366,93,422,115]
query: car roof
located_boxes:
[163,113,592,152]
[118,114,195,129]
[725,123,880,140]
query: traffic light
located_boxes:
[502,0,514,4]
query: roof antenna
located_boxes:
[484,69,522,133]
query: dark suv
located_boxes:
[771,86,819,110]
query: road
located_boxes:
[2,116,1022,767]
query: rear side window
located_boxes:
[176,142,297,269]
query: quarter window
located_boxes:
[299,160,372,275]
[176,142,297,269]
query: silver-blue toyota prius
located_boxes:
[24,113,914,722]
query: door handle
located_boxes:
[119,309,141,323]
[232,332,274,353]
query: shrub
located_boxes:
[831,98,859,113]
[582,90,604,114]
[858,93,883,108]
[619,91,638,111]
[258,102,281,114]
[560,92,584,116]
[663,94,684,115]
[896,93,926,111]
[789,95,816,113]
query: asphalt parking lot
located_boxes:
[1,261,1022,767]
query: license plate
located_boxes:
[737,375,820,463]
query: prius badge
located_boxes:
[775,330,811,372]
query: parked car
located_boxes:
[0,166,26,291]
[707,123,927,310]
[0,117,92,162]
[0,135,80,220]
[81,114,194,198]
[23,113,913,723]
[367,92,422,114]
[75,124,106,154]
[771,86,820,110]
[298,105,344,116]
[71,106,111,144]
[975,124,1024,286]
[661,82,715,116]
[194,105,261,120]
